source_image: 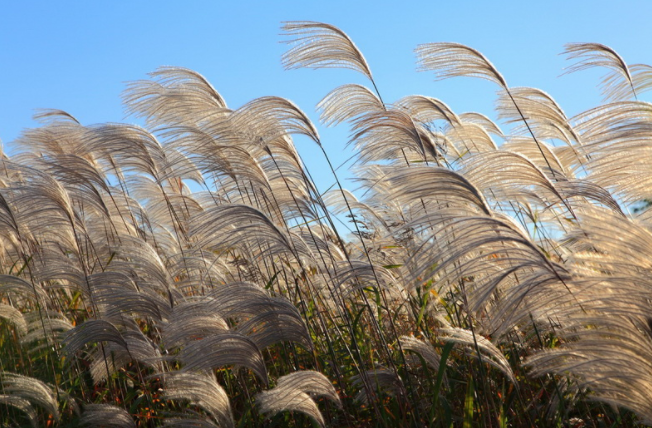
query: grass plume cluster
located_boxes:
[1,21,652,427]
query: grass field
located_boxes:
[1,22,652,427]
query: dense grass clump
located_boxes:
[1,21,652,427]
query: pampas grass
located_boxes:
[1,21,652,427]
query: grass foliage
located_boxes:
[1,21,652,427]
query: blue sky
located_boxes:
[2,1,651,203]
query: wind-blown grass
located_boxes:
[1,21,652,427]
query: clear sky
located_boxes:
[2,1,651,201]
